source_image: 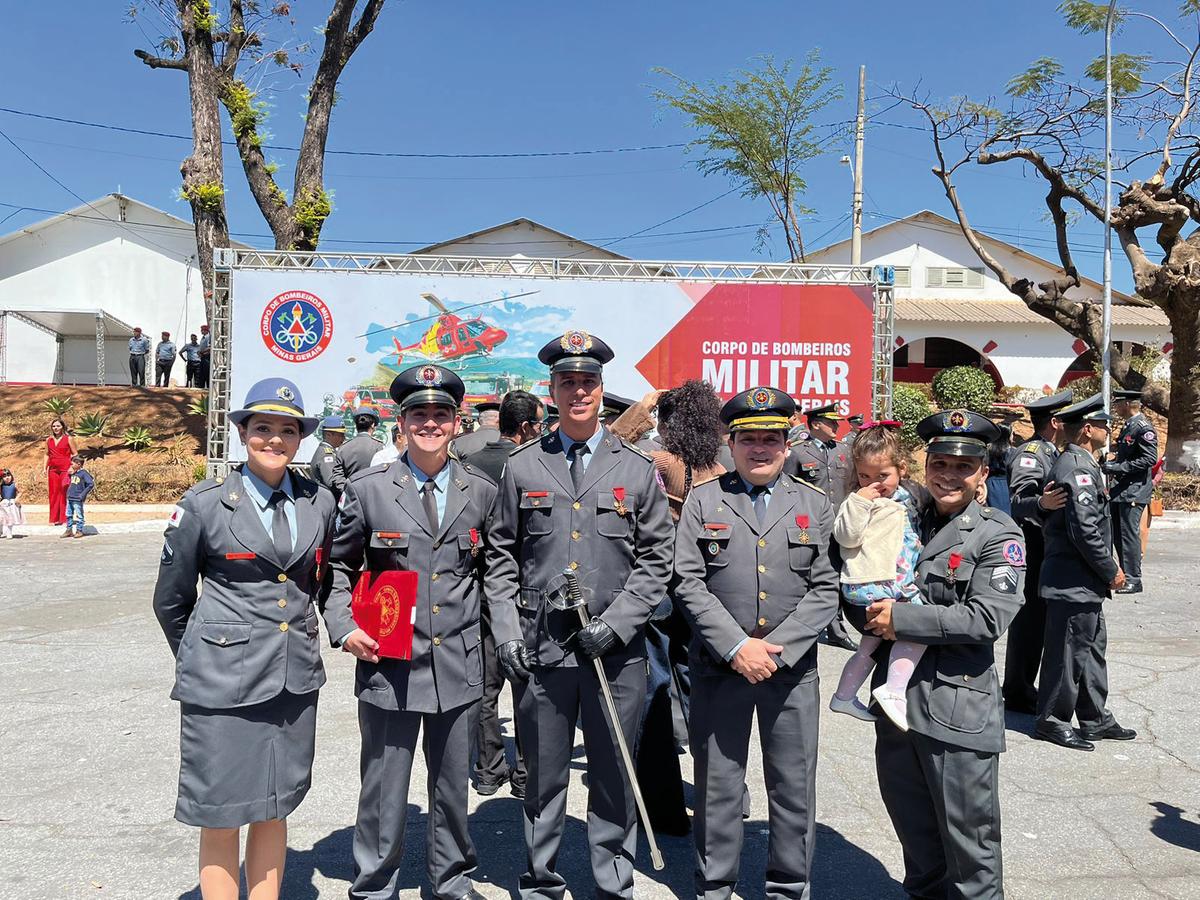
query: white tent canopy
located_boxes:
[0,307,135,385]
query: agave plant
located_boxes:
[75,412,110,437]
[43,395,74,416]
[156,432,201,466]
[187,393,209,417]
[123,425,154,452]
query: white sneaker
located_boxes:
[871,686,909,732]
[829,694,877,722]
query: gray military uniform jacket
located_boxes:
[332,433,385,494]
[484,427,674,667]
[1042,445,1117,603]
[309,440,338,492]
[1103,412,1157,503]
[884,501,1026,754]
[452,427,500,461]
[673,472,839,675]
[1007,437,1058,527]
[784,437,852,507]
[324,458,498,714]
[152,467,338,709]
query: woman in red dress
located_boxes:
[44,417,76,526]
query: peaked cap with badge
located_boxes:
[1056,392,1110,426]
[804,401,841,423]
[1112,389,1143,402]
[537,329,615,375]
[1024,388,1073,417]
[916,409,1002,458]
[389,363,466,412]
[721,386,796,432]
[228,377,319,438]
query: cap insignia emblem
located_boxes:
[561,330,593,353]
[945,410,969,432]
[750,388,775,409]
[418,365,443,387]
[276,385,295,402]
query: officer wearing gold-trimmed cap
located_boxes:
[1035,393,1137,752]
[324,362,499,900]
[484,330,673,899]
[674,385,838,898]
[863,408,1026,899]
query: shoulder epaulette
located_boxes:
[509,438,541,455]
[348,462,390,484]
[618,437,654,462]
[460,461,498,486]
[787,473,826,494]
[190,476,225,495]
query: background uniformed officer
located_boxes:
[1002,388,1072,714]
[674,386,838,899]
[324,365,498,900]
[452,399,501,459]
[863,409,1026,900]
[332,405,385,495]
[308,414,346,494]
[485,331,673,900]
[785,401,856,651]
[1103,389,1158,594]
[1036,393,1138,752]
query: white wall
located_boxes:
[421,221,624,260]
[0,205,207,385]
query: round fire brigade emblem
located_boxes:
[561,330,593,353]
[261,290,333,363]
[418,365,443,387]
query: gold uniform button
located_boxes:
[386,539,394,547]
[431,573,440,582]
[279,622,289,633]
[758,591,767,600]
[432,605,440,614]
[277,574,288,583]
[758,617,767,627]
[963,675,972,682]
[277,599,287,608]
[569,561,580,571]
[573,501,582,510]
[532,499,540,506]
[571,530,581,541]
[433,636,442,646]
[757,565,766,573]
[758,539,766,548]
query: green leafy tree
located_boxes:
[931,366,998,412]
[131,0,386,303]
[892,1,1200,471]
[892,383,934,453]
[652,53,842,261]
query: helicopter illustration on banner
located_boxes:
[365,289,538,367]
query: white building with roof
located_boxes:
[805,210,1171,392]
[0,194,221,385]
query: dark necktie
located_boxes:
[569,442,590,493]
[750,485,768,526]
[421,480,439,534]
[269,490,292,565]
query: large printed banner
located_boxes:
[228,269,875,460]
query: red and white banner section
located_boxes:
[227,269,874,461]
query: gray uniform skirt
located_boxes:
[176,689,318,828]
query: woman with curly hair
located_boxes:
[611,379,728,522]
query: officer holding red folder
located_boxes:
[324,363,498,900]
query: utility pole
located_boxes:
[851,65,866,266]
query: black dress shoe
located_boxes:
[457,890,486,900]
[1115,583,1143,594]
[822,630,859,652]
[1004,698,1038,715]
[1079,722,1138,741]
[510,780,526,800]
[473,776,506,797]
[1033,724,1094,751]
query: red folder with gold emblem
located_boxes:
[351,570,418,660]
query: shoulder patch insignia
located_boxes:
[990,565,1018,594]
[1002,540,1025,566]
[160,541,174,565]
[1143,430,1158,443]
[1018,456,1038,469]
[167,505,186,529]
[1075,473,1093,487]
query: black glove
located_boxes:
[497,640,531,682]
[576,616,620,659]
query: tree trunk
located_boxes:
[1164,302,1200,472]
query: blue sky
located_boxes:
[0,1,1170,289]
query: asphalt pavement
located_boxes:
[0,525,1197,899]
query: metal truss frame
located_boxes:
[208,249,894,472]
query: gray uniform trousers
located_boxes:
[875,725,1002,900]
[515,657,646,900]
[691,667,819,900]
[1111,502,1144,584]
[1036,602,1115,734]
[352,700,477,899]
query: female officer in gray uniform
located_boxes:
[153,377,338,900]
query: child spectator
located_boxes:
[65,455,94,539]
[0,468,23,538]
[828,423,928,731]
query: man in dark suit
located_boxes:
[864,409,1027,900]
[674,386,838,898]
[325,365,497,900]
[468,390,544,799]
[1036,393,1138,751]
[485,331,674,899]
[1103,389,1158,594]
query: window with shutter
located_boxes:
[924,266,984,289]
[893,266,911,287]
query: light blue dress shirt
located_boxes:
[128,335,151,355]
[242,468,296,552]
[560,425,606,471]
[407,453,451,522]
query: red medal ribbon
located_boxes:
[948,552,963,582]
[225,551,256,560]
[796,515,810,528]
[613,486,629,517]
[315,546,325,578]
[525,491,549,498]
[468,527,480,556]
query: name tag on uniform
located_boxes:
[225,552,256,560]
